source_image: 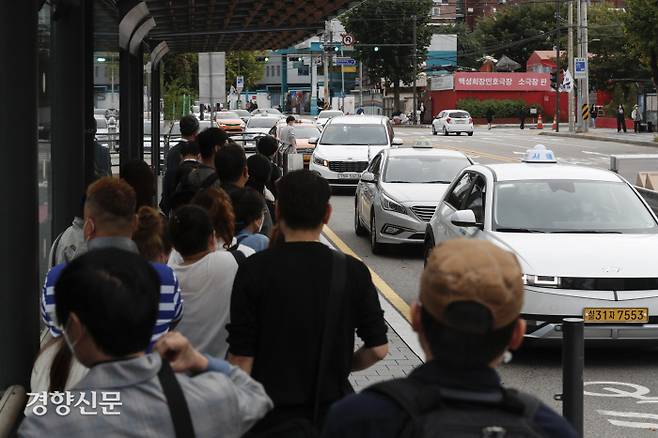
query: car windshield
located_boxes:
[216,112,239,119]
[448,112,469,118]
[494,180,658,233]
[247,118,279,129]
[293,126,321,138]
[384,156,471,183]
[320,124,388,145]
[318,111,343,118]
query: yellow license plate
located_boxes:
[583,307,649,324]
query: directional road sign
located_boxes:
[334,57,357,67]
[574,57,587,79]
[236,75,244,91]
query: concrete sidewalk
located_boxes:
[539,128,658,148]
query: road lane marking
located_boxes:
[322,225,412,322]
[598,410,658,421]
[433,144,516,163]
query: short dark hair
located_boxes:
[215,143,247,184]
[256,135,278,157]
[277,170,330,230]
[286,115,296,123]
[180,141,199,158]
[179,115,200,137]
[246,154,272,193]
[120,160,155,209]
[55,249,159,357]
[231,187,265,232]
[169,205,213,257]
[420,306,516,367]
[197,127,228,160]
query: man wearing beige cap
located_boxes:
[323,239,576,438]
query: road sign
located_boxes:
[334,57,356,67]
[236,75,244,91]
[574,57,587,79]
[342,33,355,46]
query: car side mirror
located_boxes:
[361,172,377,183]
[392,137,404,146]
[450,210,481,228]
[308,137,318,144]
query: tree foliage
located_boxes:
[623,0,658,89]
[225,51,266,93]
[341,0,433,109]
[162,53,198,121]
[471,3,558,68]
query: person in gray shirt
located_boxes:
[20,248,272,438]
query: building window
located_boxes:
[266,66,270,77]
[276,65,281,76]
[432,6,441,16]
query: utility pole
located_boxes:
[582,0,589,133]
[359,60,364,110]
[412,15,418,125]
[340,47,345,111]
[323,21,330,109]
[555,0,560,132]
[576,0,582,131]
[568,1,575,132]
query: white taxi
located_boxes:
[425,145,658,341]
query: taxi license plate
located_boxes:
[583,307,649,324]
[337,173,360,179]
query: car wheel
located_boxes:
[370,213,384,255]
[354,201,368,236]
[443,127,449,136]
[468,131,474,136]
[457,131,462,136]
[424,232,435,267]
[432,126,437,135]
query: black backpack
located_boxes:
[367,378,545,438]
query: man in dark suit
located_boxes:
[160,115,199,214]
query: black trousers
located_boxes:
[617,117,627,132]
[634,121,641,132]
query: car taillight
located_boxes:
[446,117,452,124]
[469,117,473,124]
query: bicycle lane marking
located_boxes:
[585,381,658,431]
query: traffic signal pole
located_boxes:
[412,15,418,125]
[555,0,561,132]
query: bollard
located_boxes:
[562,318,584,437]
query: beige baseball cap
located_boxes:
[420,239,524,331]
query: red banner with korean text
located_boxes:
[454,72,552,91]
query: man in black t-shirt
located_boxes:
[227,170,388,434]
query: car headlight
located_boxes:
[312,155,329,167]
[381,193,406,215]
[522,274,561,288]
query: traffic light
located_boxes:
[550,70,558,89]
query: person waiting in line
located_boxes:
[176,127,228,194]
[246,153,276,221]
[91,117,112,179]
[121,159,156,210]
[173,140,200,190]
[160,114,200,214]
[215,143,273,237]
[168,205,240,358]
[34,178,184,395]
[632,104,642,133]
[133,206,172,264]
[230,188,270,253]
[20,249,272,437]
[616,104,627,133]
[255,135,282,198]
[227,170,388,435]
[323,239,576,438]
[48,195,87,268]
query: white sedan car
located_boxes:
[355,144,472,253]
[426,145,658,341]
[432,110,474,136]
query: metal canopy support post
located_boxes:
[133,46,144,160]
[0,0,40,389]
[151,63,161,177]
[120,47,134,167]
[281,55,288,111]
[561,318,584,437]
[51,0,94,237]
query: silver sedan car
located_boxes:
[354,145,472,254]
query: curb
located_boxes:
[538,131,658,148]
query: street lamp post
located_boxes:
[412,15,418,125]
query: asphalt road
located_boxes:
[325,127,658,438]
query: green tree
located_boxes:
[623,0,658,89]
[588,4,649,91]
[341,0,433,110]
[162,53,198,121]
[472,3,559,69]
[225,51,266,93]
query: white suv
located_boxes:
[309,116,402,188]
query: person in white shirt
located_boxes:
[279,116,297,150]
[168,205,239,358]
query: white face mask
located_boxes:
[62,319,80,354]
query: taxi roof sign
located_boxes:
[523,144,557,163]
[412,139,433,149]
